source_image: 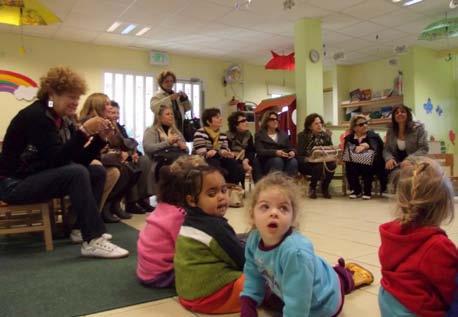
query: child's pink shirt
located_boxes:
[136,202,186,281]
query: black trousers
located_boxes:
[206,156,245,185]
[345,162,375,196]
[2,164,106,242]
[298,161,336,190]
[107,164,141,204]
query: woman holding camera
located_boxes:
[150,71,191,135]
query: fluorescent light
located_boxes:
[403,0,423,6]
[107,22,121,32]
[121,24,137,35]
[391,0,402,2]
[135,27,151,36]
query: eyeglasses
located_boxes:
[237,119,247,124]
[268,117,278,122]
[356,121,368,127]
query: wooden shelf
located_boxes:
[340,118,391,126]
[340,95,403,109]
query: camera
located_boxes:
[179,94,188,102]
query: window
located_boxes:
[103,72,202,146]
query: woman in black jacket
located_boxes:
[255,110,298,176]
[343,115,385,200]
[0,66,128,258]
[297,113,335,199]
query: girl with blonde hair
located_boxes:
[379,156,457,317]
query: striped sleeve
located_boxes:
[219,133,230,151]
[192,129,210,155]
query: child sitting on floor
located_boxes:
[379,156,457,317]
[241,172,374,316]
[136,155,206,288]
[174,165,245,314]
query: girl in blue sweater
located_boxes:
[240,172,374,316]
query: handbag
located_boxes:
[152,146,186,165]
[227,183,245,208]
[306,146,340,163]
[342,143,375,166]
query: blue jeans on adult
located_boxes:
[0,163,106,242]
[264,157,298,177]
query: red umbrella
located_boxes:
[265,51,295,70]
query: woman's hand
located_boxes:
[385,159,398,170]
[168,135,179,145]
[82,117,110,135]
[206,149,217,158]
[276,150,288,158]
[178,141,188,150]
[220,149,234,158]
[242,159,252,173]
[131,152,139,163]
[170,93,180,101]
[120,151,129,162]
[288,151,295,158]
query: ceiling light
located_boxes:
[403,0,424,6]
[391,0,402,2]
[107,22,121,32]
[121,24,137,35]
[135,27,151,36]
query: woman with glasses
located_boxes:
[297,113,335,199]
[226,111,261,182]
[383,105,428,187]
[344,115,384,200]
[255,110,298,176]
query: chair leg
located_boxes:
[41,203,54,251]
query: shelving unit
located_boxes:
[340,95,403,126]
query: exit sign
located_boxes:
[149,51,169,65]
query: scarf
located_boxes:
[204,127,221,149]
[157,125,175,143]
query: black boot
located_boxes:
[308,187,317,199]
[125,202,146,214]
[102,202,120,223]
[321,182,332,199]
[137,198,155,212]
[111,200,132,219]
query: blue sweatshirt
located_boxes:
[241,229,341,317]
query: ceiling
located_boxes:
[0,0,457,67]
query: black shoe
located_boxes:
[321,185,332,199]
[111,201,133,219]
[137,199,155,212]
[102,205,120,223]
[308,188,317,199]
[125,202,146,214]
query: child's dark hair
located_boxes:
[157,155,207,206]
[183,165,223,206]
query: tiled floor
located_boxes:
[88,194,458,317]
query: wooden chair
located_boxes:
[0,201,53,251]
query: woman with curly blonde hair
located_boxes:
[0,66,128,258]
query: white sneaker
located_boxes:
[349,192,361,199]
[70,230,112,244]
[362,195,372,200]
[81,237,129,259]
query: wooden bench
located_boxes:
[0,201,53,251]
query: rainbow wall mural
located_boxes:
[0,70,38,101]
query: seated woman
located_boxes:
[383,105,428,186]
[343,115,384,200]
[192,108,244,185]
[109,101,154,213]
[297,113,335,199]
[0,66,128,258]
[255,110,298,177]
[80,93,140,222]
[226,111,261,183]
[143,104,188,193]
